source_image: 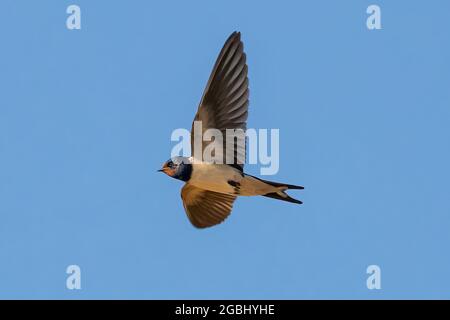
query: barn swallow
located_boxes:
[159,32,303,228]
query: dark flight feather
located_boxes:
[190,32,249,172]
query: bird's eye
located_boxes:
[167,162,173,168]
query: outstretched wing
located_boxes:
[191,32,249,171]
[181,184,236,228]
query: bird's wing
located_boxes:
[191,32,249,172]
[181,183,237,228]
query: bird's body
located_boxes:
[189,161,242,195]
[159,32,304,228]
[176,157,291,197]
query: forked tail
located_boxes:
[249,175,304,204]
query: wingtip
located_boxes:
[229,31,241,41]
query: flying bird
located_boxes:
[159,32,304,228]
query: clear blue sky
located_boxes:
[1,0,449,299]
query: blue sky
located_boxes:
[1,0,449,299]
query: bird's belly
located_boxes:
[189,164,242,194]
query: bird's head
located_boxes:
[158,157,192,181]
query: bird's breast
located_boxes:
[189,163,243,194]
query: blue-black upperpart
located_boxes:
[161,157,192,182]
[172,161,192,181]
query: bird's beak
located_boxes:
[158,166,169,173]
